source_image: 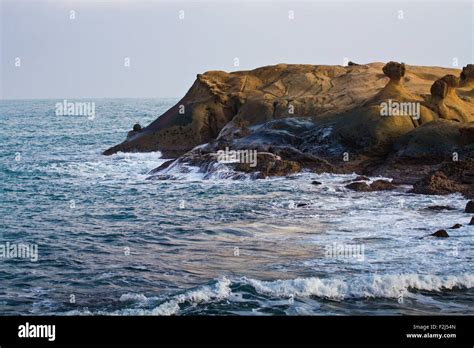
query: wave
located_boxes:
[243,273,474,300]
[41,151,166,182]
[102,277,232,316]
[147,159,256,181]
[67,273,473,316]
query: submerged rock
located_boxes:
[345,182,371,192]
[345,179,396,192]
[449,224,462,229]
[369,180,397,191]
[424,205,456,211]
[431,229,449,237]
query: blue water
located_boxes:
[0,99,473,315]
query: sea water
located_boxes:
[0,99,472,315]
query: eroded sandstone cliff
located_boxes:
[104,62,474,196]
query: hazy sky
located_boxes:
[1,0,472,99]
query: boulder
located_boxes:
[345,182,371,192]
[431,229,449,237]
[369,179,397,191]
[382,61,405,81]
[354,175,370,181]
[410,172,463,195]
[465,200,474,213]
[133,123,142,132]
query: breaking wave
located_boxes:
[66,273,474,316]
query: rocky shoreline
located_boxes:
[104,62,473,198]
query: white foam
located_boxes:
[242,273,474,300]
[106,276,233,316]
[45,151,166,182]
[148,159,254,181]
[119,293,148,302]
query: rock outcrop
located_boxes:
[104,62,470,157]
[461,64,474,86]
[466,201,474,213]
[345,179,396,192]
[104,62,474,191]
[410,158,474,198]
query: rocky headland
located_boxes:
[104,62,474,199]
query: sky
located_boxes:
[0,0,472,99]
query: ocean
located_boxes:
[0,98,472,315]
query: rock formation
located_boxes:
[104,62,474,193]
[461,64,474,86]
[104,62,469,156]
[466,200,474,213]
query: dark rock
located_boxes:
[345,182,371,192]
[424,205,456,211]
[469,217,474,225]
[410,159,474,197]
[344,179,396,192]
[311,181,322,185]
[459,126,474,146]
[369,179,397,191]
[146,174,176,181]
[348,61,360,66]
[382,61,405,80]
[465,201,474,213]
[449,224,462,229]
[148,159,175,175]
[296,203,309,208]
[235,152,301,178]
[354,175,370,181]
[460,64,474,82]
[430,79,448,98]
[133,123,142,132]
[392,120,467,163]
[431,229,449,237]
[410,172,463,196]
